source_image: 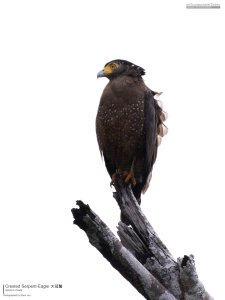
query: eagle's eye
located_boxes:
[110,63,116,70]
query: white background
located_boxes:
[0,1,224,299]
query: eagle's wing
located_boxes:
[141,90,168,194]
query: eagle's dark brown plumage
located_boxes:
[96,59,167,203]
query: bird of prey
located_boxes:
[96,59,167,203]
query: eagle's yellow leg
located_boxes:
[110,166,136,187]
[123,170,136,186]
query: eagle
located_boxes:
[96,59,167,203]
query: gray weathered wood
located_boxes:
[71,177,214,300]
[71,201,177,300]
[178,255,214,300]
[113,178,182,298]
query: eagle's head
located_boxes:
[97,59,145,80]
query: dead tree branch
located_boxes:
[72,200,176,300]
[71,177,214,300]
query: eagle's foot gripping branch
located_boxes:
[123,170,136,186]
[110,173,117,187]
[110,170,136,187]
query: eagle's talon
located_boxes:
[123,171,136,186]
[110,173,117,187]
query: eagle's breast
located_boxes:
[96,76,145,170]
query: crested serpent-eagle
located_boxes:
[96,59,167,203]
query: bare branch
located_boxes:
[71,201,177,300]
[113,177,182,298]
[71,177,214,299]
[178,255,214,300]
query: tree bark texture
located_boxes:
[71,177,214,300]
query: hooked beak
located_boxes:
[97,70,105,79]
